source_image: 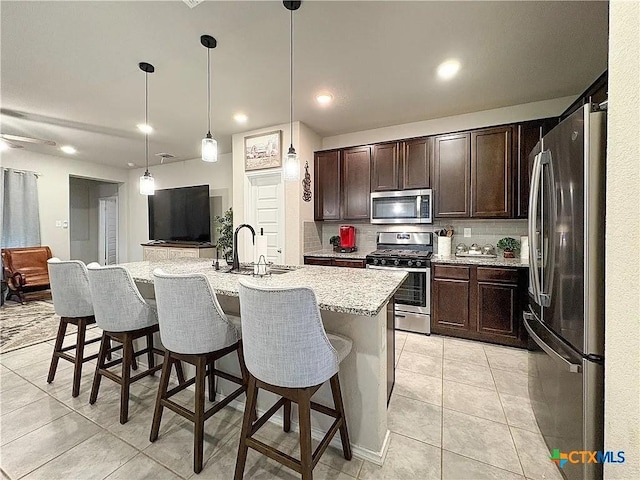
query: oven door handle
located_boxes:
[366,265,428,273]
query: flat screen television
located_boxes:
[148,185,211,243]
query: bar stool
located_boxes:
[86,263,179,424]
[47,258,103,397]
[149,269,248,474]
[235,280,352,480]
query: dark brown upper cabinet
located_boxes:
[402,137,431,190]
[433,133,471,217]
[471,126,512,218]
[371,143,400,191]
[342,146,371,220]
[314,150,341,221]
[514,118,559,218]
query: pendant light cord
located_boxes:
[145,71,149,173]
[289,8,294,149]
[207,47,211,135]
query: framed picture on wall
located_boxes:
[244,130,282,171]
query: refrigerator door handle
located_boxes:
[528,151,543,304]
[524,316,582,373]
[539,151,556,308]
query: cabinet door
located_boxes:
[342,146,371,220]
[143,247,169,261]
[333,259,366,268]
[402,137,431,190]
[433,133,470,217]
[476,281,518,339]
[471,126,512,218]
[371,143,399,192]
[303,257,334,266]
[314,151,341,221]
[432,278,470,331]
[168,248,198,259]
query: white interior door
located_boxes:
[98,196,118,265]
[246,172,284,265]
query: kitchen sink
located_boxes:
[225,266,294,275]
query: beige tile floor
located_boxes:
[0,329,563,480]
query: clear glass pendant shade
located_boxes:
[283,146,300,181]
[201,134,218,162]
[139,171,155,195]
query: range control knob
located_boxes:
[373,258,379,265]
[394,259,400,266]
[407,260,414,267]
[381,259,387,265]
[416,260,422,267]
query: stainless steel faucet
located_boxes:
[231,224,256,271]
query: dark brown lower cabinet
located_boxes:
[303,257,366,268]
[431,264,527,347]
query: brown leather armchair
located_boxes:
[1,246,53,304]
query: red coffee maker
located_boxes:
[339,225,357,253]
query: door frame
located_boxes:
[98,196,119,265]
[244,170,285,264]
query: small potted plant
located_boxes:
[214,207,233,263]
[329,235,341,252]
[497,237,520,258]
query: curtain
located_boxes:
[1,168,41,248]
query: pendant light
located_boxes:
[139,62,155,195]
[283,1,301,181]
[201,35,218,162]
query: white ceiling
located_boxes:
[1,1,608,169]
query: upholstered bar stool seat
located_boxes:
[87,264,182,424]
[47,258,103,397]
[235,280,353,480]
[149,269,249,474]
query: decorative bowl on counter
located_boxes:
[455,243,468,255]
[468,243,482,255]
[482,244,496,255]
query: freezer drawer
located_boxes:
[525,313,604,480]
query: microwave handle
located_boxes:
[416,195,422,217]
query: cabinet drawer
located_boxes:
[477,267,519,283]
[304,257,333,266]
[433,265,470,280]
[333,259,366,269]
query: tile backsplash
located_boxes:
[306,220,528,255]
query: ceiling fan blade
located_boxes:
[0,133,57,146]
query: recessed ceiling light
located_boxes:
[60,145,77,154]
[437,59,461,80]
[234,113,248,124]
[315,93,333,105]
[127,162,136,167]
[137,123,153,134]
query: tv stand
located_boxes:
[141,242,215,261]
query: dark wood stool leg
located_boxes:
[194,356,207,474]
[47,318,68,383]
[208,361,216,402]
[330,374,352,460]
[283,399,292,433]
[120,334,132,424]
[72,318,87,397]
[106,337,112,361]
[150,351,172,442]
[298,388,313,480]
[90,334,109,404]
[146,333,155,373]
[130,341,138,371]
[235,375,258,480]
[236,343,257,422]
[174,360,186,385]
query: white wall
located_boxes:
[127,153,233,261]
[1,149,129,261]
[605,1,640,477]
[322,96,576,150]
[232,121,321,265]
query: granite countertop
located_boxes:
[431,254,529,268]
[303,249,373,260]
[122,258,406,317]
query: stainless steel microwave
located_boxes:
[370,189,433,224]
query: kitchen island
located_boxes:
[122,258,407,464]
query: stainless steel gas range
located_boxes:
[365,232,433,334]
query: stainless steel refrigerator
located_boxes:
[524,103,606,480]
